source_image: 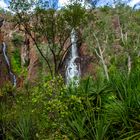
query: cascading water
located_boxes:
[2,42,16,87]
[66,29,81,86]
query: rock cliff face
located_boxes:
[21,34,30,67]
[79,43,97,78]
[0,19,41,85]
[20,32,41,83]
[27,39,41,82]
[0,17,10,87]
[0,45,10,86]
[0,17,97,86]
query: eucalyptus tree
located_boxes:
[83,3,140,80]
[10,0,87,77]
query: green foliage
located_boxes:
[63,3,87,28]
[10,33,24,75]
[11,48,22,75]
[0,7,4,13]
[1,67,140,139]
[105,69,140,139]
[12,33,23,47]
[12,112,32,140]
[10,1,87,76]
[2,2,140,140]
[10,0,35,13]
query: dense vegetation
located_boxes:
[0,0,140,139]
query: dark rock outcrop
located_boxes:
[0,17,4,27]
[79,42,97,78]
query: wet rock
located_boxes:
[74,57,81,63]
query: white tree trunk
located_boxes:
[94,34,109,81]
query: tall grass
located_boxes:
[65,68,140,139]
[0,68,140,139]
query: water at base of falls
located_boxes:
[66,29,81,86]
[2,42,17,87]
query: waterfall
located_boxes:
[2,42,16,87]
[66,29,81,86]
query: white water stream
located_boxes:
[2,42,16,87]
[66,29,81,86]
